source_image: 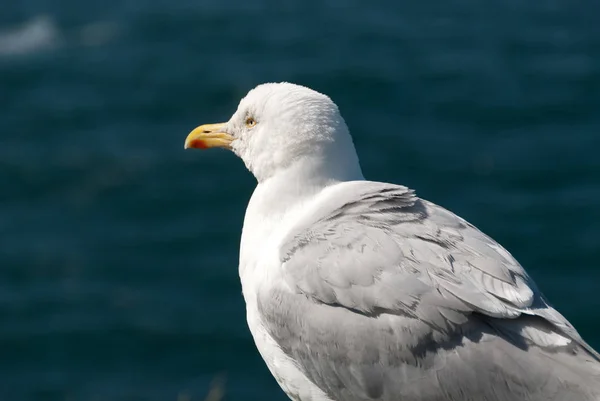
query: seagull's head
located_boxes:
[185,82,362,182]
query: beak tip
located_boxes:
[184,138,209,150]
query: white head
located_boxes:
[185,82,363,183]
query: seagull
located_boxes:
[184,82,600,401]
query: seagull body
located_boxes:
[185,83,600,401]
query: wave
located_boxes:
[0,15,120,57]
[0,15,60,56]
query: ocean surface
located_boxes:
[1,1,599,400]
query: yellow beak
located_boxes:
[184,123,234,149]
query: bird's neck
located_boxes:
[238,153,363,283]
[249,152,363,220]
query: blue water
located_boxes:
[1,1,599,400]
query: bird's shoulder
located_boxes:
[278,180,534,318]
[273,180,591,350]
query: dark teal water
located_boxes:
[1,1,599,400]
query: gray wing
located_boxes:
[258,181,600,401]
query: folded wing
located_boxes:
[257,181,600,400]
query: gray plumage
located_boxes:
[257,181,600,401]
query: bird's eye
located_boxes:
[245,117,257,128]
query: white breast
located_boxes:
[236,178,344,401]
[238,210,333,401]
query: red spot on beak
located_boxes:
[190,139,208,149]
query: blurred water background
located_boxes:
[1,0,599,400]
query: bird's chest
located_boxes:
[237,203,333,400]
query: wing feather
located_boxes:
[257,181,600,400]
